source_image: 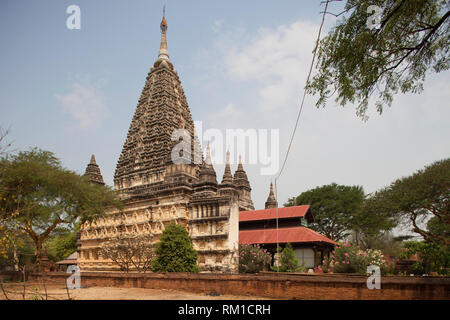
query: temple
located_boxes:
[78,12,253,272]
[78,11,335,273]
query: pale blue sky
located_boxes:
[1,0,449,225]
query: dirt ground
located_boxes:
[0,283,271,300]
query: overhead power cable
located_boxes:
[274,0,330,272]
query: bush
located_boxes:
[238,244,271,273]
[278,243,299,272]
[401,241,449,275]
[152,223,199,273]
[322,242,394,275]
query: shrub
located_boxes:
[238,244,271,273]
[401,241,449,275]
[322,242,394,275]
[278,243,299,272]
[152,223,199,273]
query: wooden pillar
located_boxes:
[313,246,317,268]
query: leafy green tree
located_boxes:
[44,225,79,262]
[307,0,450,118]
[353,232,404,258]
[152,223,199,273]
[368,158,450,246]
[278,243,299,272]
[351,193,399,247]
[290,183,365,241]
[0,148,122,270]
[0,127,16,258]
[401,240,449,275]
[284,197,296,207]
[427,216,450,240]
[0,236,36,272]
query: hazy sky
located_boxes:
[1,0,449,215]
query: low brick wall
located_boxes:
[25,271,449,300]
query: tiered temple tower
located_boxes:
[78,12,253,272]
[265,182,278,209]
[84,155,105,186]
[233,155,254,211]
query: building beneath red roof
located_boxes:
[239,189,337,269]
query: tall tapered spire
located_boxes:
[114,8,197,191]
[221,149,233,185]
[233,155,250,188]
[84,154,105,186]
[158,6,170,61]
[197,143,217,186]
[265,181,277,209]
[205,143,212,166]
[233,154,254,211]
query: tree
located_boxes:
[0,236,36,272]
[284,197,296,207]
[45,225,79,263]
[0,127,13,156]
[369,158,450,246]
[307,0,450,118]
[99,234,155,273]
[0,127,18,260]
[278,243,299,272]
[353,231,404,258]
[401,240,449,275]
[152,223,199,273]
[351,192,399,247]
[427,216,450,240]
[0,148,122,270]
[290,183,365,241]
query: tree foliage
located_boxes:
[351,193,399,246]
[401,240,449,275]
[44,225,79,263]
[352,231,404,258]
[278,243,300,272]
[307,0,450,118]
[289,183,366,241]
[152,223,199,273]
[368,158,450,246]
[0,148,122,269]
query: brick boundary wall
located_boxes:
[3,271,449,300]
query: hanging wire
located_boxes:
[274,0,330,272]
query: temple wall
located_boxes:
[79,194,191,272]
[22,272,450,300]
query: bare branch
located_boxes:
[0,127,14,156]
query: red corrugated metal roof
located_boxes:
[239,226,337,246]
[239,205,310,222]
